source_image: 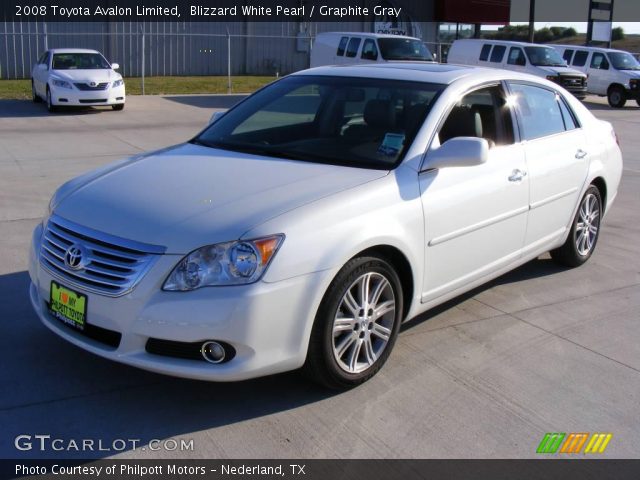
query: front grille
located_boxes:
[559,75,585,88]
[40,215,165,297]
[74,82,109,91]
[79,99,107,103]
[146,338,236,363]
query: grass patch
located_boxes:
[0,75,277,99]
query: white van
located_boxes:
[551,45,640,108]
[447,39,588,99]
[310,32,435,68]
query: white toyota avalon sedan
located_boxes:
[29,64,622,388]
[31,48,125,112]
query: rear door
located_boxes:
[507,82,589,250]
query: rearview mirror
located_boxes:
[209,110,226,125]
[424,137,489,170]
[111,63,120,70]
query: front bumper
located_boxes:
[50,84,125,106]
[624,84,640,100]
[29,223,333,381]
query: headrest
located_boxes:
[439,106,483,142]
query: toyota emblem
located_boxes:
[89,82,97,87]
[64,244,86,270]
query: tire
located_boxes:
[31,80,41,103]
[636,99,640,108]
[550,185,602,268]
[46,87,57,113]
[607,86,627,108]
[112,104,124,111]
[303,256,403,389]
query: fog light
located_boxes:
[201,341,226,364]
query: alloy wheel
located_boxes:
[575,192,600,256]
[332,272,396,374]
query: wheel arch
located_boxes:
[352,244,414,320]
[590,176,607,213]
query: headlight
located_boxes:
[163,235,284,291]
[545,75,559,82]
[51,79,72,89]
[113,79,124,88]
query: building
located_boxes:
[0,0,510,79]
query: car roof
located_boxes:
[294,62,539,85]
[552,44,629,54]
[48,48,101,54]
[316,32,420,41]
[454,39,555,48]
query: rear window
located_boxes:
[337,37,349,57]
[490,45,506,63]
[479,44,492,61]
[572,50,589,67]
[346,38,361,58]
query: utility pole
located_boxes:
[528,0,536,43]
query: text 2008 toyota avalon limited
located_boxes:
[29,64,622,388]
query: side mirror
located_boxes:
[38,63,48,71]
[111,63,120,70]
[209,110,226,125]
[424,137,489,170]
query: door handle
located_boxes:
[575,149,588,159]
[508,169,527,182]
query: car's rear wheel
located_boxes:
[31,80,41,103]
[112,104,124,111]
[304,256,403,389]
[551,185,602,267]
[46,87,57,113]
[607,86,627,108]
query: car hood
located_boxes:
[52,69,121,83]
[539,66,586,77]
[623,70,640,79]
[53,143,388,253]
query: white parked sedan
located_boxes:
[31,48,125,112]
[29,64,622,388]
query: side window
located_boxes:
[490,45,506,63]
[507,47,526,66]
[479,44,492,61]
[361,39,378,61]
[336,37,349,57]
[439,85,514,147]
[558,97,579,131]
[590,52,610,70]
[508,83,568,140]
[572,50,589,67]
[563,49,574,63]
[345,38,362,58]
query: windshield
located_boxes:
[608,52,640,70]
[52,53,111,70]
[193,75,444,170]
[524,47,567,67]
[378,38,433,61]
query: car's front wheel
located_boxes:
[31,80,41,103]
[304,256,403,389]
[551,185,602,267]
[607,86,627,108]
[46,87,57,113]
